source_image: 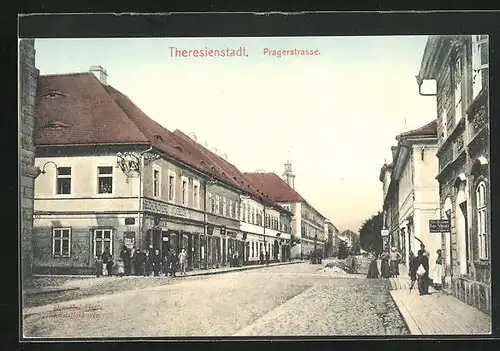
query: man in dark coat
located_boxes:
[152,249,162,276]
[260,251,264,265]
[120,245,131,276]
[416,249,430,295]
[168,250,178,277]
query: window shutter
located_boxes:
[472,35,483,100]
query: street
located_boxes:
[23,263,409,338]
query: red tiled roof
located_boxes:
[35,73,150,146]
[171,130,287,212]
[396,119,437,140]
[243,172,305,203]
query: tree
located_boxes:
[351,232,361,255]
[359,211,384,255]
[337,239,350,259]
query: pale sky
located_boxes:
[34,36,437,232]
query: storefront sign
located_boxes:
[381,229,389,237]
[143,198,204,222]
[162,236,169,242]
[429,219,450,233]
[125,217,135,225]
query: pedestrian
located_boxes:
[265,251,270,265]
[389,246,402,277]
[432,249,444,290]
[416,248,430,296]
[116,258,125,277]
[366,252,379,278]
[169,250,178,277]
[235,251,240,267]
[129,247,136,276]
[94,255,103,277]
[120,245,131,276]
[101,249,114,277]
[380,250,390,278]
[178,248,187,275]
[260,251,264,265]
[152,249,162,276]
[409,250,418,291]
[136,249,146,276]
[145,248,152,277]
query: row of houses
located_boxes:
[21,41,335,275]
[379,35,490,314]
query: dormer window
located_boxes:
[45,121,69,129]
[42,90,66,99]
[153,134,163,142]
[174,145,183,152]
[200,160,206,166]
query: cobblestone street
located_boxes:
[23,263,408,338]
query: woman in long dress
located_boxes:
[433,249,444,290]
[380,251,391,278]
[366,253,379,278]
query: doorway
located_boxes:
[161,231,169,259]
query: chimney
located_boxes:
[89,65,108,85]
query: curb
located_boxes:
[23,287,81,296]
[179,260,303,277]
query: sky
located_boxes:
[34,36,437,232]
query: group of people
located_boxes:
[408,244,444,296]
[94,246,188,278]
[366,243,444,297]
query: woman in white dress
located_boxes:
[433,249,444,290]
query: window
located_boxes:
[215,195,220,214]
[209,193,216,213]
[222,197,227,216]
[193,181,200,208]
[168,171,175,201]
[251,242,255,257]
[440,107,447,140]
[476,182,488,259]
[53,228,71,257]
[454,56,463,123]
[97,166,113,194]
[56,167,71,194]
[242,203,246,222]
[252,207,255,224]
[181,177,188,205]
[94,229,113,257]
[153,168,160,197]
[229,200,234,218]
[265,214,270,228]
[472,35,489,99]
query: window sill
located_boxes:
[52,255,71,259]
[474,259,490,267]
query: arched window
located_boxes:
[476,181,488,259]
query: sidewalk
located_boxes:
[389,266,491,335]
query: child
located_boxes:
[95,255,103,277]
[116,258,125,277]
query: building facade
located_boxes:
[380,163,400,256]
[20,39,40,280]
[32,67,292,274]
[416,35,491,313]
[384,121,441,270]
[324,219,339,257]
[244,165,327,259]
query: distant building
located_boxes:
[381,120,440,269]
[244,164,327,259]
[324,220,339,257]
[416,35,490,313]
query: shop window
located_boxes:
[56,166,71,194]
[53,228,71,257]
[97,166,113,194]
[476,181,488,259]
[94,229,113,257]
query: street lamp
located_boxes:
[36,160,59,177]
